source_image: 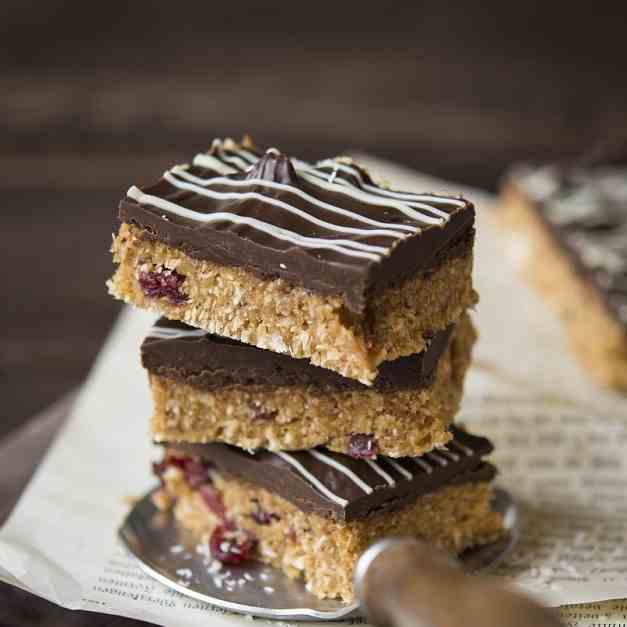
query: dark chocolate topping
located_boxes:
[165,427,495,522]
[142,317,453,391]
[245,148,299,185]
[119,138,475,313]
[510,164,627,330]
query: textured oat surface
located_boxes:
[108,223,477,384]
[500,184,627,391]
[157,466,504,602]
[150,314,476,457]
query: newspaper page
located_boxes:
[0,156,625,627]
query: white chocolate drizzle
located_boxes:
[437,447,460,462]
[365,460,396,486]
[274,451,349,507]
[127,186,382,261]
[127,140,469,263]
[172,165,418,235]
[425,451,448,467]
[147,326,207,340]
[308,450,374,494]
[190,153,237,175]
[312,159,467,209]
[305,162,463,218]
[385,459,414,480]
[449,440,474,456]
[411,458,434,474]
[264,431,479,506]
[296,170,446,225]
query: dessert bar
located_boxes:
[143,314,476,458]
[109,137,477,384]
[501,163,627,390]
[152,427,503,601]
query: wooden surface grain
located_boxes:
[1,1,625,623]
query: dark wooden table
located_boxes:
[2,2,626,623]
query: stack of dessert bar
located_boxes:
[108,137,504,601]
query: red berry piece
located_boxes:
[348,433,379,459]
[164,453,188,470]
[152,453,210,487]
[199,484,229,522]
[182,459,211,488]
[151,460,168,486]
[138,266,187,304]
[209,526,257,565]
[152,453,187,484]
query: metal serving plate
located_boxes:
[119,487,517,621]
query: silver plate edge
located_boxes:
[118,486,517,622]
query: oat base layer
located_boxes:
[109,223,477,384]
[150,314,476,457]
[500,185,627,392]
[156,468,503,602]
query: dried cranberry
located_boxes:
[199,484,229,522]
[152,460,168,486]
[152,453,185,484]
[165,453,188,471]
[249,499,280,525]
[138,266,187,304]
[152,453,211,488]
[348,433,379,459]
[209,526,257,565]
[183,459,211,488]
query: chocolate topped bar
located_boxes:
[120,139,474,313]
[166,427,495,522]
[145,314,475,458]
[142,317,453,391]
[509,164,627,328]
[110,137,478,383]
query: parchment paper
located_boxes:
[1,156,625,627]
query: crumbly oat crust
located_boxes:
[108,223,477,384]
[157,467,503,602]
[500,184,627,391]
[149,314,476,457]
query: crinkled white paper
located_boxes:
[0,156,625,627]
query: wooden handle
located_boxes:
[355,538,562,627]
